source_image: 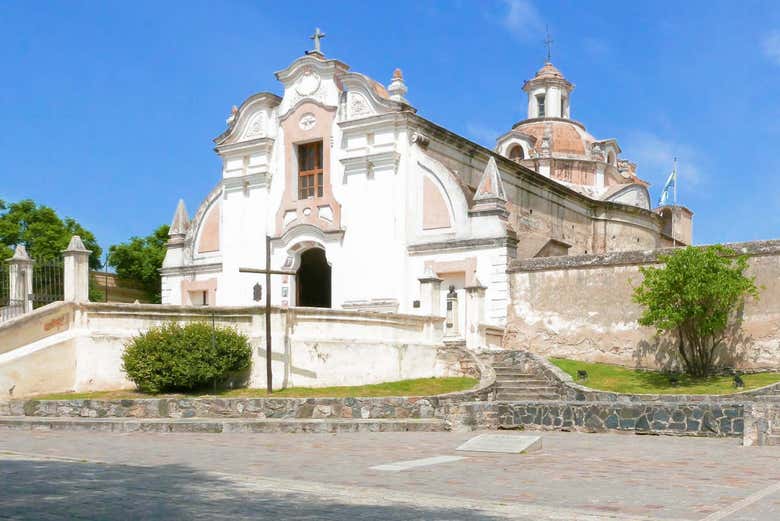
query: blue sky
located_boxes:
[2,0,780,252]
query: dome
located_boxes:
[534,62,565,81]
[512,119,595,157]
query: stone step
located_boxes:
[495,384,558,391]
[492,368,535,374]
[494,374,547,380]
[496,393,562,401]
[495,377,549,382]
[753,395,780,401]
[496,389,560,395]
[765,434,780,446]
[496,380,555,389]
[0,416,449,434]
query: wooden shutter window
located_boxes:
[298,141,324,200]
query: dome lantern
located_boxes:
[522,61,574,120]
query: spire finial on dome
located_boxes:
[544,25,554,64]
[169,199,190,239]
[388,67,408,103]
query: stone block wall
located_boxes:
[495,402,744,437]
[505,240,780,370]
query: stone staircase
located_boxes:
[751,383,780,402]
[493,365,562,401]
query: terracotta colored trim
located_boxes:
[197,203,221,253]
[181,278,218,306]
[424,258,478,287]
[274,102,342,235]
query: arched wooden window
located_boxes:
[508,145,525,162]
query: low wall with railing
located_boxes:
[0,302,479,398]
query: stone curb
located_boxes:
[0,416,449,434]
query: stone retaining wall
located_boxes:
[495,401,744,437]
[447,400,745,437]
[505,239,780,370]
[0,380,495,422]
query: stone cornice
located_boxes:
[507,239,780,273]
[408,236,518,255]
[214,136,274,156]
[338,111,410,133]
[159,262,223,277]
[511,116,587,132]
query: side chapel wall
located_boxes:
[505,240,780,370]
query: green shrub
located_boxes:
[122,322,252,393]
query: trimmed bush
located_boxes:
[122,322,252,394]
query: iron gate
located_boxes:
[31,258,64,308]
[0,263,24,323]
[0,257,64,324]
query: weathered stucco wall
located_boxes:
[505,240,780,369]
[0,302,477,398]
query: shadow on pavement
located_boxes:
[0,458,507,520]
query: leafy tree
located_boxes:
[633,245,759,377]
[0,199,102,268]
[109,225,169,303]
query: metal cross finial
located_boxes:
[310,27,326,54]
[544,25,553,63]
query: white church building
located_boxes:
[161,32,692,349]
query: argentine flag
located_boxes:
[658,169,676,206]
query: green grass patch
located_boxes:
[551,358,780,395]
[31,376,478,401]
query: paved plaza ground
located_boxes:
[0,429,778,520]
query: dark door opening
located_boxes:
[296,248,331,308]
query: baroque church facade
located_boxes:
[161,35,693,349]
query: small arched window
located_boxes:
[607,150,616,166]
[536,94,546,118]
[508,145,525,162]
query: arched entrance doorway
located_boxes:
[296,248,331,308]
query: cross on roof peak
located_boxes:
[309,27,326,55]
[544,26,553,63]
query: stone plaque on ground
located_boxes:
[456,434,542,454]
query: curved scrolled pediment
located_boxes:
[275,56,347,119]
[339,72,411,121]
[213,93,281,147]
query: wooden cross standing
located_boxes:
[239,235,296,393]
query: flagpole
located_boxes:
[672,157,677,248]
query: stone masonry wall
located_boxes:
[505,240,780,370]
[495,401,744,437]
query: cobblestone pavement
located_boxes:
[1,430,779,520]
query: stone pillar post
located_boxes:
[62,236,92,302]
[418,267,442,316]
[7,245,34,313]
[465,282,487,350]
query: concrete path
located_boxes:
[1,430,779,520]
